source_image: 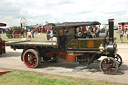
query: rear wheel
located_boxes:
[23,49,41,68]
[100,57,118,75]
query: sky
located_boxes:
[0,0,128,27]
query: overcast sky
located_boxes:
[0,0,128,26]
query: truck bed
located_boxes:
[6,40,58,49]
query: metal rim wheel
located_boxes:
[114,54,122,67]
[23,49,41,68]
[100,57,118,75]
[12,30,21,38]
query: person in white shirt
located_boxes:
[27,30,31,38]
[49,30,53,41]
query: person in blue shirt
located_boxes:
[119,30,123,43]
[31,30,34,38]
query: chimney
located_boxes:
[108,19,114,42]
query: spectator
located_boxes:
[31,30,34,38]
[119,30,123,43]
[126,30,128,40]
[27,30,31,38]
[43,26,45,33]
[46,30,50,40]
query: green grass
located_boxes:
[1,31,128,43]
[0,69,126,85]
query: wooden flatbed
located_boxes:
[6,40,58,49]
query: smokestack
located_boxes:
[108,19,114,42]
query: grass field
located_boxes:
[0,69,126,85]
[0,33,47,41]
[1,30,128,43]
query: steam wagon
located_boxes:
[6,26,26,38]
[6,19,122,75]
[0,23,6,55]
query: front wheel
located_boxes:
[100,57,118,75]
[23,49,41,68]
[114,54,122,67]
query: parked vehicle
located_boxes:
[6,19,122,75]
[0,23,6,55]
[6,26,27,38]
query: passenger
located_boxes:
[76,27,80,33]
[85,27,92,38]
[52,27,57,37]
[92,28,96,38]
[81,26,86,33]
[49,29,54,41]
[96,28,99,37]
[76,32,82,38]
[46,30,50,40]
[101,28,105,33]
[82,31,86,38]
[76,27,82,38]
[64,29,68,35]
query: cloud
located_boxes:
[0,0,128,26]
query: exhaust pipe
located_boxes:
[108,19,114,42]
[107,19,117,56]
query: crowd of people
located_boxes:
[27,30,34,38]
[119,29,128,43]
[75,26,105,38]
[6,25,128,43]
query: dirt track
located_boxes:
[0,43,128,84]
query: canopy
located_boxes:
[55,21,101,28]
[0,23,6,26]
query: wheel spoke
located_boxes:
[24,52,37,67]
[100,57,118,75]
[23,49,40,68]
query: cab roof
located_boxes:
[55,21,101,28]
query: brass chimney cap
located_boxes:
[108,19,114,22]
